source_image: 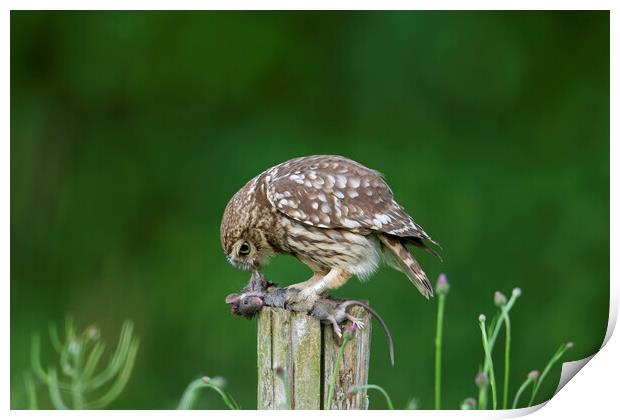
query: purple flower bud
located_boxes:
[527,370,540,381]
[494,291,507,307]
[274,366,285,377]
[343,323,357,340]
[475,371,489,388]
[347,386,360,397]
[436,273,450,295]
[460,397,477,410]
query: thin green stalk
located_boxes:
[48,324,63,353]
[326,333,352,409]
[434,293,446,410]
[30,334,48,384]
[177,377,239,410]
[528,342,573,406]
[477,385,487,410]
[489,290,519,350]
[512,374,536,409]
[501,307,511,409]
[352,384,394,410]
[47,369,68,409]
[24,372,38,409]
[479,316,497,409]
[70,337,85,409]
[479,289,520,409]
[88,321,133,390]
[476,364,487,410]
[178,378,208,409]
[87,338,140,409]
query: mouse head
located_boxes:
[225,293,264,319]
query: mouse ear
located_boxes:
[225,293,240,304]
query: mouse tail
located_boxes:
[343,300,394,366]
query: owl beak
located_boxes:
[228,256,255,272]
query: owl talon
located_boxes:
[286,286,321,313]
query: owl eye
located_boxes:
[238,242,251,256]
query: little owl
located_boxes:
[220,155,439,311]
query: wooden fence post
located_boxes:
[257,306,372,410]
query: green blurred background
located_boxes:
[11,11,609,409]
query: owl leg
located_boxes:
[288,272,326,291]
[286,272,327,312]
[312,268,352,295]
[287,269,350,312]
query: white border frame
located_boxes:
[3,3,616,419]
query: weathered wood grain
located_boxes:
[257,308,274,409]
[322,305,372,409]
[257,306,371,410]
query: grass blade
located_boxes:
[479,315,497,409]
[351,384,394,410]
[512,371,538,409]
[528,342,573,406]
[326,332,353,409]
[24,372,38,409]
[177,377,239,410]
[501,306,511,409]
[434,293,446,409]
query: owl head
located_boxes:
[220,184,276,272]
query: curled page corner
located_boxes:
[549,281,619,397]
[554,355,595,395]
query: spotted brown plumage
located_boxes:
[220,155,439,310]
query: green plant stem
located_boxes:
[178,378,207,409]
[489,294,518,350]
[70,337,85,409]
[512,377,535,409]
[326,334,352,409]
[528,343,572,406]
[479,319,497,410]
[477,384,487,410]
[353,384,394,410]
[86,338,140,409]
[501,307,511,410]
[47,369,68,409]
[24,372,38,409]
[177,378,239,410]
[479,291,520,409]
[434,293,446,410]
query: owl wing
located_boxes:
[265,155,433,241]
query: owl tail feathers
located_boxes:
[378,234,434,299]
[408,237,443,262]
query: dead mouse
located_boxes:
[311,299,395,366]
[225,272,394,365]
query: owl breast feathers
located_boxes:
[221,155,438,299]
